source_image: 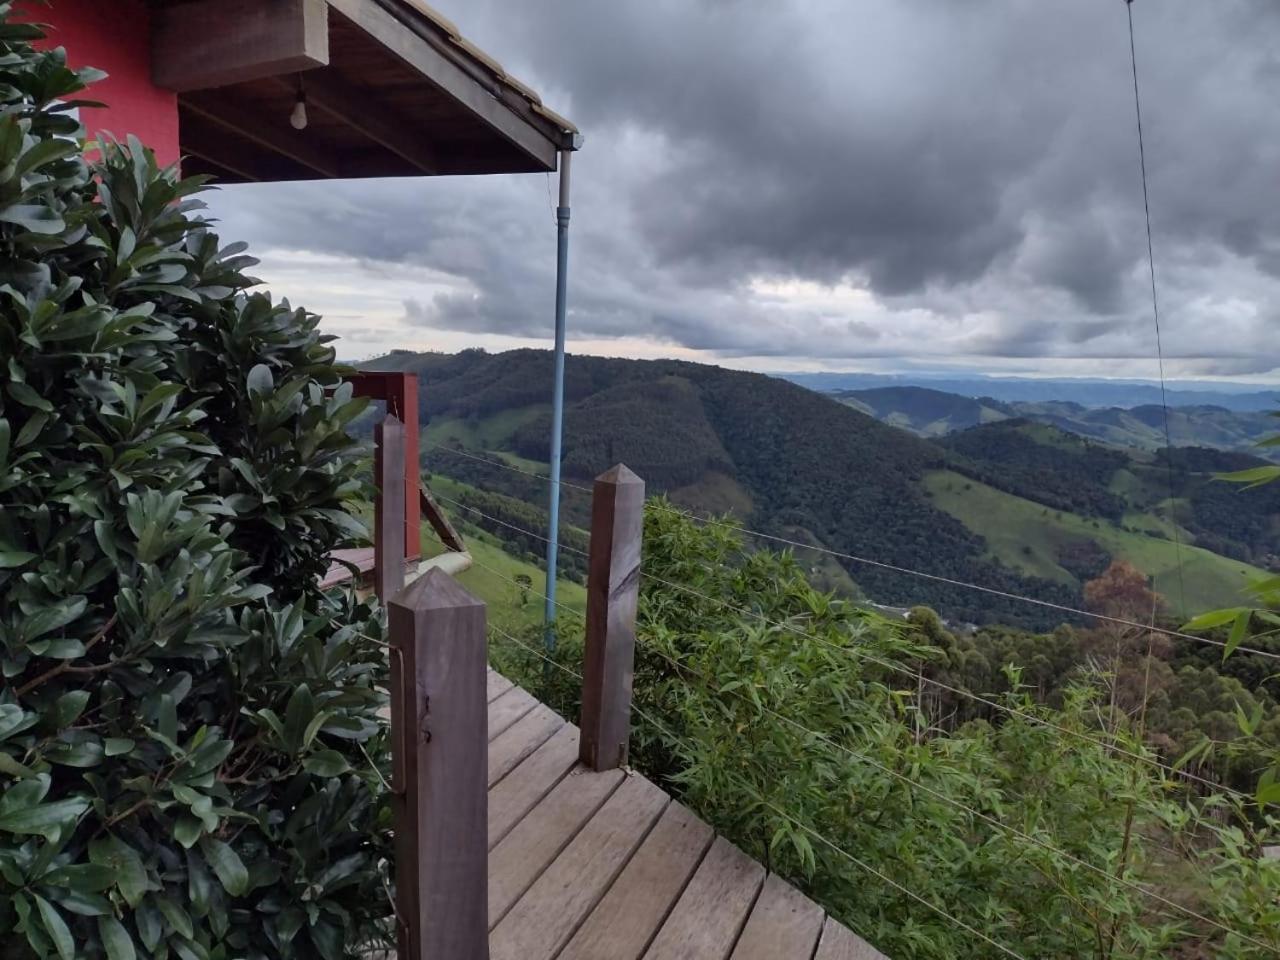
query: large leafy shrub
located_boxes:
[0,13,392,959]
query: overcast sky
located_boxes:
[206,0,1280,381]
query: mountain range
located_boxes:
[836,385,1280,461]
[364,349,1279,627]
[783,372,1280,411]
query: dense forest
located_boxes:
[365,348,1277,627]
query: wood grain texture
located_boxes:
[490,775,669,960]
[560,802,715,960]
[153,0,328,92]
[488,767,625,927]
[488,703,564,787]
[813,916,889,960]
[488,724,580,849]
[373,415,405,603]
[388,569,488,960]
[729,873,825,960]
[487,669,514,703]
[641,836,766,960]
[580,464,645,771]
[487,685,539,741]
[324,0,559,168]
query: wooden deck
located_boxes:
[482,670,888,960]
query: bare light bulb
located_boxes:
[290,97,308,131]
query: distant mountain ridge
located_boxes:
[363,349,1276,625]
[834,385,1280,461]
[785,372,1280,412]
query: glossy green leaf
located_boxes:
[302,749,350,778]
[98,915,137,960]
[33,894,74,960]
[199,836,249,897]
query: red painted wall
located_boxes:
[27,0,179,167]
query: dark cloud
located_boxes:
[205,0,1280,376]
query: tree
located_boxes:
[1082,561,1172,723]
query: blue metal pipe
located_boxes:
[544,150,572,652]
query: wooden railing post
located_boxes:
[375,414,406,602]
[389,568,489,960]
[580,464,645,771]
[350,371,421,560]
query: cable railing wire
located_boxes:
[412,524,1248,799]
[626,700,1031,960]
[663,513,1280,663]
[423,441,592,494]
[488,621,583,682]
[639,568,1254,803]
[425,452,1267,660]
[430,491,589,557]
[420,527,581,617]
[635,640,1276,951]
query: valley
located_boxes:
[368,348,1279,626]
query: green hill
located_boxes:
[363,349,1275,625]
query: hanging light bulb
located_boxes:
[290,77,308,131]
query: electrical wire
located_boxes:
[1125,0,1188,615]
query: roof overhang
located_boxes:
[147,0,578,182]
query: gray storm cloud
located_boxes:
[205,0,1280,376]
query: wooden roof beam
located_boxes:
[177,117,316,183]
[326,0,560,171]
[281,71,440,175]
[182,92,344,179]
[153,0,330,93]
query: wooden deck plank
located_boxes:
[487,669,514,703]
[813,916,888,960]
[490,775,670,960]
[487,685,539,741]
[487,703,563,787]
[488,724,580,848]
[488,765,625,927]
[729,873,825,960]
[641,836,766,960]
[474,672,892,960]
[560,800,715,960]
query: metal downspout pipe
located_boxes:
[544,148,572,651]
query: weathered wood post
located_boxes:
[375,414,406,602]
[580,464,645,771]
[389,568,489,960]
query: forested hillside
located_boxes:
[364,348,1274,624]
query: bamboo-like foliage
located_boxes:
[497,500,1280,959]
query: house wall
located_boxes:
[29,0,180,166]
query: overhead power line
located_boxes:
[1125,0,1188,615]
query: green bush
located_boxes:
[0,14,392,959]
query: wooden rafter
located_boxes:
[325,0,559,170]
[182,92,342,179]
[276,72,440,175]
